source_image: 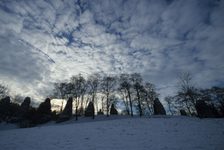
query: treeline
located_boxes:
[0,96,56,127]
[0,72,224,128]
[52,73,161,119]
[50,72,224,118]
[0,73,165,127]
[165,73,224,117]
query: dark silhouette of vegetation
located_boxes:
[153,98,166,115]
[100,75,116,117]
[176,72,199,115]
[165,72,224,117]
[87,73,100,119]
[131,73,144,117]
[119,73,134,116]
[196,100,219,118]
[0,72,223,128]
[36,98,52,124]
[110,103,118,115]
[51,73,164,118]
[85,101,94,117]
[165,96,175,115]
[57,97,73,123]
[0,84,9,99]
[180,109,187,116]
[142,82,157,115]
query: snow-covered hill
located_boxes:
[0,116,224,150]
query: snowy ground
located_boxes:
[0,116,224,150]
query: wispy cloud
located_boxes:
[0,0,223,101]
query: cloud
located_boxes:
[0,31,52,98]
[0,0,223,102]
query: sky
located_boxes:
[0,0,224,102]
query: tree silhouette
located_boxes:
[131,73,144,117]
[100,75,117,116]
[176,72,199,115]
[143,82,158,115]
[87,73,100,119]
[119,73,134,116]
[0,84,9,99]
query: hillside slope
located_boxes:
[0,116,224,150]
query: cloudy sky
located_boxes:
[0,0,224,101]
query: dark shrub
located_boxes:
[85,102,94,117]
[196,100,219,118]
[110,104,118,115]
[180,109,187,116]
[153,98,166,115]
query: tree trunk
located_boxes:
[127,90,133,117]
[122,92,130,115]
[75,106,78,120]
[92,94,95,119]
[136,88,142,117]
[101,96,105,112]
[106,93,109,117]
[80,94,84,115]
[168,103,173,115]
[185,101,192,115]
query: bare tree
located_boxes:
[87,73,100,119]
[119,73,134,116]
[176,72,199,114]
[199,87,224,116]
[100,95,106,113]
[131,73,143,117]
[0,84,9,99]
[79,76,88,115]
[53,82,68,99]
[70,74,84,120]
[164,96,176,115]
[13,94,24,104]
[212,87,224,115]
[143,82,157,115]
[100,75,117,116]
[118,86,130,115]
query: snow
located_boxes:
[0,116,224,150]
[0,122,17,131]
